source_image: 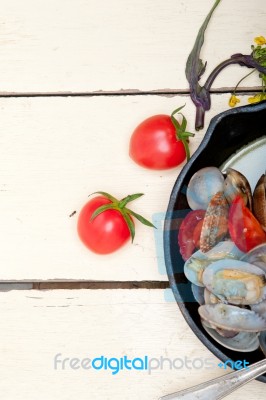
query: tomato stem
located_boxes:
[171,104,195,162]
[89,191,156,242]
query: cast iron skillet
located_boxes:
[164,101,266,383]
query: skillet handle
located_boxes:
[159,358,266,400]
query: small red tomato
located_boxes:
[78,196,130,254]
[178,210,205,260]
[228,196,266,252]
[193,218,204,249]
[129,105,194,170]
[77,192,154,254]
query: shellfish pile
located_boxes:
[178,166,266,352]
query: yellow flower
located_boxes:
[248,93,266,104]
[229,94,240,107]
[254,36,266,45]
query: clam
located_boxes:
[259,330,266,356]
[253,174,266,231]
[199,192,229,253]
[186,167,224,210]
[203,239,244,260]
[251,300,266,320]
[201,320,260,352]
[241,243,266,272]
[184,241,243,287]
[191,284,205,305]
[204,288,221,305]
[184,256,209,287]
[198,303,266,332]
[201,318,238,339]
[202,259,266,305]
[223,168,253,210]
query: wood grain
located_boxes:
[0,289,264,399]
[0,93,254,281]
[0,0,264,93]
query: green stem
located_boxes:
[231,69,255,95]
[170,105,195,162]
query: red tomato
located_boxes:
[193,218,204,249]
[228,196,266,252]
[178,210,205,260]
[77,196,131,254]
[129,114,191,170]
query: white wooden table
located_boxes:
[0,1,265,399]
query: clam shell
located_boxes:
[223,168,253,210]
[241,243,266,273]
[186,167,224,210]
[184,256,208,287]
[200,192,229,253]
[201,320,260,352]
[204,288,220,305]
[184,241,243,287]
[251,300,266,320]
[259,331,266,357]
[202,259,266,305]
[191,284,205,305]
[253,174,266,231]
[203,240,244,259]
[199,303,266,332]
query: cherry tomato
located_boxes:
[77,196,131,254]
[228,196,266,252]
[77,192,155,255]
[178,210,205,260]
[129,106,194,170]
[193,218,204,249]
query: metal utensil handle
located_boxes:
[159,359,266,400]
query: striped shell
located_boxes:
[200,192,229,253]
[199,303,266,332]
[253,174,266,231]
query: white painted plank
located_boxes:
[0,289,264,399]
[0,94,255,281]
[0,0,264,93]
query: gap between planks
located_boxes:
[0,281,170,291]
[0,87,261,98]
